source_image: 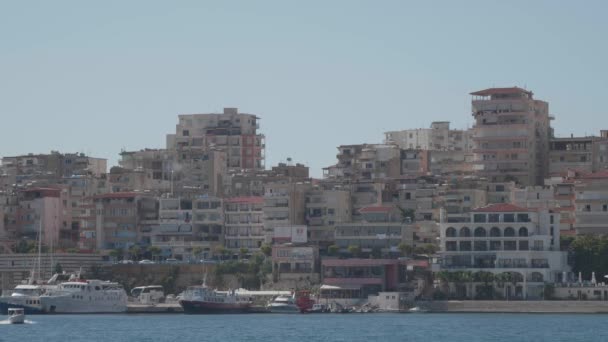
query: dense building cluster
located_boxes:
[2,88,608,299]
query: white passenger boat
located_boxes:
[8,308,25,324]
[40,279,127,313]
[267,294,300,313]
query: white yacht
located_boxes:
[267,294,300,313]
[40,279,127,313]
[0,273,71,314]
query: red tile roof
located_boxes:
[225,196,264,204]
[358,206,394,213]
[472,203,532,213]
[470,87,532,96]
[580,170,608,179]
[322,258,399,267]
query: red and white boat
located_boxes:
[179,285,253,314]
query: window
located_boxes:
[603,204,607,212]
[504,227,515,237]
[488,214,499,223]
[445,227,457,237]
[503,214,515,222]
[182,130,189,136]
[518,227,528,237]
[473,214,486,223]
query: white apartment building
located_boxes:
[439,203,569,299]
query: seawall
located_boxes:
[418,300,608,313]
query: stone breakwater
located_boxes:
[418,300,608,313]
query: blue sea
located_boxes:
[1,313,606,342]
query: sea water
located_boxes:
[1,313,606,342]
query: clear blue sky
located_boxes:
[1,1,606,177]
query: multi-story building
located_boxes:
[84,192,155,250]
[573,171,608,235]
[0,152,107,188]
[385,121,473,152]
[436,188,487,223]
[223,196,264,250]
[272,244,320,284]
[16,187,67,248]
[510,186,557,210]
[549,131,608,176]
[118,147,226,197]
[166,107,265,170]
[334,206,414,255]
[471,87,552,186]
[323,144,400,181]
[192,196,224,257]
[263,181,311,242]
[305,189,351,246]
[439,203,568,299]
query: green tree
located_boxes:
[109,249,122,261]
[398,242,413,257]
[260,244,272,257]
[347,245,361,258]
[239,248,249,260]
[327,245,340,256]
[192,246,203,260]
[397,206,416,223]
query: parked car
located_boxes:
[198,259,218,264]
[165,258,180,264]
[118,259,135,264]
[138,259,155,264]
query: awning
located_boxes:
[320,284,361,290]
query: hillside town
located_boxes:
[2,86,608,311]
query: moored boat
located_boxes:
[267,294,299,313]
[40,279,127,313]
[179,285,253,314]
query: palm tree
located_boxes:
[148,246,162,262]
[129,245,141,261]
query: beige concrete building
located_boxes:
[471,87,551,186]
[263,181,311,243]
[166,107,265,170]
[223,196,265,250]
[0,152,107,189]
[323,144,400,181]
[573,171,608,235]
[305,189,351,246]
[118,147,226,197]
[549,131,608,176]
[385,121,473,152]
[334,205,414,255]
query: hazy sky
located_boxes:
[1,1,607,177]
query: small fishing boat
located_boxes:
[8,308,25,324]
